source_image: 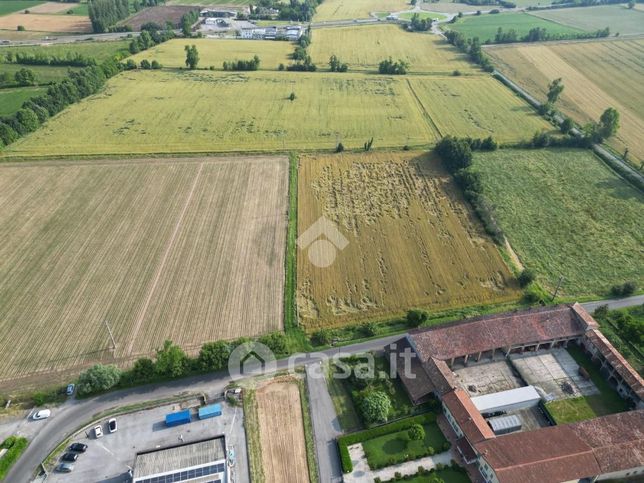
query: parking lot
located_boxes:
[511,348,599,400]
[47,398,249,483]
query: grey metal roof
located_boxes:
[488,414,522,433]
[472,385,541,413]
[134,437,226,478]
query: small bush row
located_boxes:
[0,436,29,479]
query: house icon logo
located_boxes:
[228,342,276,381]
[297,216,349,268]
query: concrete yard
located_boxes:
[453,359,524,397]
[511,349,599,400]
[47,399,249,483]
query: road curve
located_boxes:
[8,297,643,481]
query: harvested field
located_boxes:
[5,70,437,156]
[27,1,73,14]
[473,148,644,297]
[444,12,582,43]
[297,151,518,329]
[408,76,551,142]
[0,156,287,386]
[131,38,294,70]
[256,380,310,483]
[122,5,198,31]
[308,25,476,74]
[532,4,644,35]
[487,38,644,162]
[0,12,91,32]
[314,0,409,21]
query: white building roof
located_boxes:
[471,385,541,413]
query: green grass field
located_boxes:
[309,25,477,74]
[0,63,79,86]
[473,148,644,296]
[131,38,294,70]
[61,2,89,16]
[545,345,630,424]
[0,0,43,16]
[362,421,448,468]
[0,86,46,115]
[532,4,644,35]
[0,39,130,62]
[314,0,410,21]
[444,12,583,42]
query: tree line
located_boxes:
[444,30,494,72]
[2,51,97,67]
[223,55,261,71]
[493,26,610,44]
[89,0,130,33]
[75,333,288,396]
[378,58,409,75]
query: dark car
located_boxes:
[56,463,74,473]
[70,443,88,453]
[61,453,79,462]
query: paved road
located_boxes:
[1,31,143,47]
[6,335,401,483]
[7,296,642,482]
[306,364,343,483]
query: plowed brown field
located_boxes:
[0,156,288,387]
[256,380,310,483]
[297,151,518,330]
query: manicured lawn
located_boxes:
[362,421,448,468]
[545,345,630,424]
[407,468,471,483]
[444,12,583,43]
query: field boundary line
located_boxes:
[125,162,204,356]
[405,78,443,139]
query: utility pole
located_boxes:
[551,276,564,301]
[104,320,117,351]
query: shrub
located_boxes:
[406,309,428,328]
[335,142,345,153]
[360,321,378,337]
[258,331,288,356]
[77,364,122,396]
[452,69,461,76]
[151,60,162,69]
[17,25,25,31]
[518,268,536,288]
[198,341,231,371]
[359,390,391,424]
[408,423,425,441]
[312,328,336,346]
[611,281,637,297]
[155,340,188,378]
[289,91,296,101]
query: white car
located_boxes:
[94,425,103,438]
[108,418,117,433]
[33,409,51,420]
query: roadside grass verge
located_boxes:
[326,365,363,433]
[0,436,28,480]
[242,389,264,483]
[296,374,320,483]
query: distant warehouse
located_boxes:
[240,24,303,41]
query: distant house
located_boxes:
[284,25,303,41]
[200,8,238,18]
[240,27,266,40]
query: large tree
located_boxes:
[359,390,391,424]
[546,78,564,104]
[185,44,199,69]
[77,364,122,395]
[599,107,620,139]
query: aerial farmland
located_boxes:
[0,156,287,385]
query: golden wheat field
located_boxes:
[297,151,519,330]
[0,156,287,386]
[487,38,644,163]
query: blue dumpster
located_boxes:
[198,404,222,420]
[165,409,191,427]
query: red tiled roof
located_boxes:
[475,425,600,483]
[570,410,644,474]
[387,337,435,404]
[585,329,644,401]
[476,410,644,483]
[423,357,458,396]
[410,304,590,361]
[442,388,495,444]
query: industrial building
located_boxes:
[132,436,227,483]
[388,303,644,482]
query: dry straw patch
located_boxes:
[0,13,90,32]
[256,380,310,483]
[297,151,518,330]
[0,156,287,386]
[28,2,74,14]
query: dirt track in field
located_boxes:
[0,156,288,388]
[256,380,310,483]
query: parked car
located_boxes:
[32,409,51,420]
[61,453,78,462]
[66,384,75,396]
[108,418,117,433]
[70,443,88,453]
[56,463,74,473]
[94,425,103,438]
